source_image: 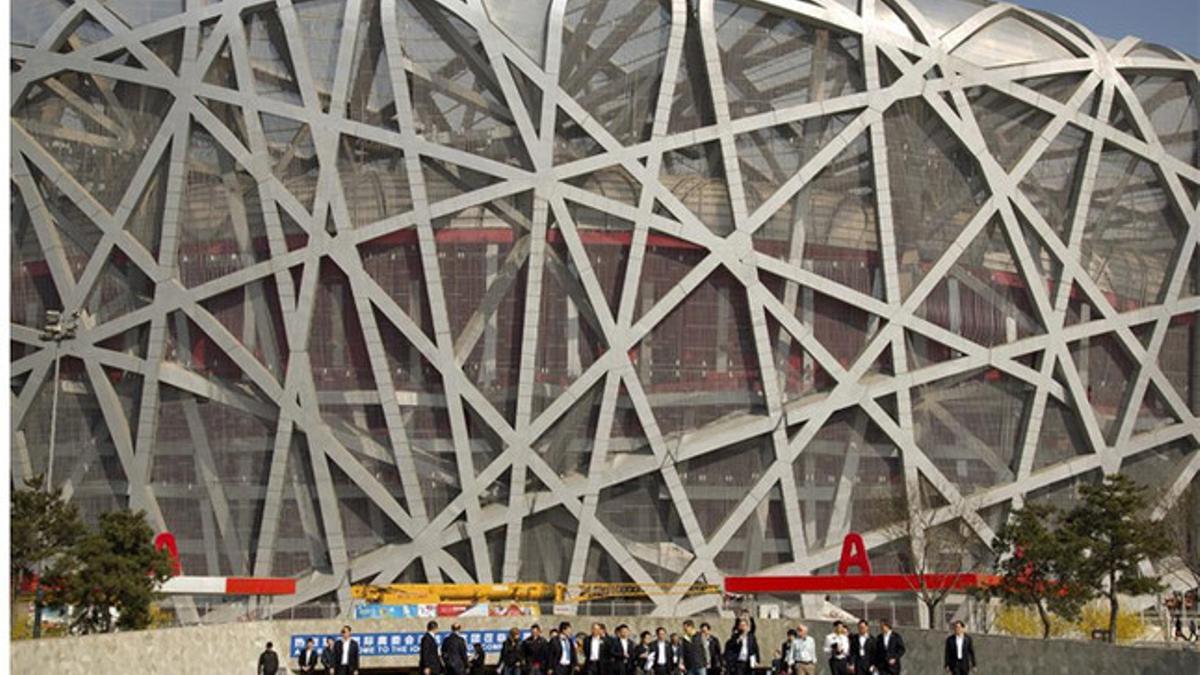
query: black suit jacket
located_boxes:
[723,633,759,670]
[875,632,905,674]
[522,636,549,669]
[608,636,634,675]
[549,635,577,673]
[422,633,444,675]
[582,635,611,667]
[682,633,707,670]
[298,648,319,670]
[943,635,975,670]
[443,633,469,675]
[848,633,876,672]
[703,635,722,673]
[332,639,360,671]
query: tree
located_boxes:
[10,476,84,635]
[981,503,1090,638]
[879,486,979,629]
[1065,474,1172,644]
[48,510,174,633]
[1156,477,1200,591]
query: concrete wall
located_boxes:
[11,616,1199,675]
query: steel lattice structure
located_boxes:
[10,0,1200,621]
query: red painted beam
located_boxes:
[225,577,297,595]
[724,573,998,594]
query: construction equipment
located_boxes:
[351,582,722,606]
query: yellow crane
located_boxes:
[351,582,721,605]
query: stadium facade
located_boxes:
[10,0,1200,621]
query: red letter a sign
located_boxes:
[837,533,872,576]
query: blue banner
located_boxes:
[290,630,529,658]
[354,604,424,619]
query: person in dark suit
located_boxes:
[874,621,904,675]
[943,622,975,675]
[523,624,549,675]
[651,627,672,675]
[470,643,487,675]
[550,621,577,675]
[611,624,635,675]
[298,638,319,673]
[321,638,337,672]
[442,623,470,675]
[848,620,876,675]
[634,631,654,675]
[258,641,280,675]
[699,623,721,675]
[723,619,758,675]
[582,623,610,675]
[681,620,706,675]
[421,621,444,675]
[500,627,524,675]
[331,626,360,675]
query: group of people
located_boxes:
[414,614,976,675]
[259,616,979,675]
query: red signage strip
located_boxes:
[225,577,298,596]
[724,573,998,594]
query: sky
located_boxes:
[1015,0,1200,55]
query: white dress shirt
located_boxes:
[560,638,572,665]
[657,641,667,665]
[823,634,849,660]
[590,638,601,661]
[955,635,964,660]
[341,638,352,665]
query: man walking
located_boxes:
[681,620,706,675]
[699,623,722,675]
[421,621,444,675]
[785,625,816,675]
[612,624,635,675]
[332,626,360,675]
[874,622,904,675]
[442,623,469,675]
[943,622,975,675]
[848,620,875,675]
[551,622,577,675]
[583,623,609,675]
[823,622,850,675]
[724,618,758,675]
[258,641,280,675]
[524,624,550,675]
[652,627,672,675]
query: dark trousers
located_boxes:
[828,659,849,675]
[732,662,752,675]
[947,661,971,675]
[334,667,354,675]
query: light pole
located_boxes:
[39,308,80,490]
[33,308,79,638]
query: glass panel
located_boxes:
[559,0,670,147]
[917,216,1042,347]
[679,435,774,538]
[885,96,989,300]
[912,368,1033,494]
[793,408,905,547]
[14,71,174,213]
[397,0,532,168]
[715,0,864,120]
[1069,332,1136,444]
[965,86,1053,171]
[1081,144,1185,311]
[951,16,1073,68]
[596,472,695,581]
[660,141,734,237]
[633,267,766,438]
[1124,72,1199,169]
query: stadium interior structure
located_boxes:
[10,0,1200,622]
